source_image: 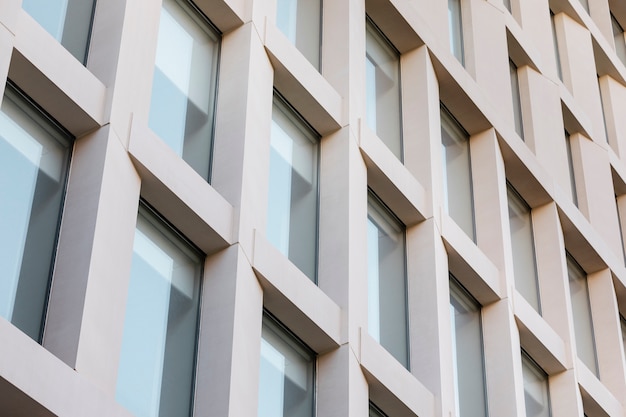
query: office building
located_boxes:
[1,0,626,416]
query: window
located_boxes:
[365,18,403,161]
[448,0,464,65]
[441,106,476,242]
[550,11,562,81]
[258,313,315,417]
[267,94,319,282]
[612,13,626,65]
[619,315,626,356]
[578,0,589,13]
[450,278,488,417]
[276,0,321,69]
[0,83,71,342]
[367,192,409,368]
[521,352,551,417]
[565,130,578,207]
[507,185,540,313]
[22,0,96,64]
[503,0,512,13]
[116,204,202,417]
[369,403,387,417]
[148,0,220,182]
[567,254,599,376]
[510,60,524,139]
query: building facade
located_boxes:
[1,0,626,416]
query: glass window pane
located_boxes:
[510,60,524,139]
[522,353,551,417]
[267,96,319,282]
[503,0,512,13]
[565,131,578,207]
[621,316,626,359]
[276,0,321,69]
[612,14,626,65]
[550,11,562,81]
[567,255,599,376]
[149,0,219,182]
[450,278,488,417]
[507,185,540,312]
[22,0,96,64]
[448,0,464,65]
[258,315,315,417]
[365,19,402,161]
[441,107,475,242]
[116,206,202,417]
[578,0,589,13]
[367,193,408,368]
[0,85,71,342]
[369,404,387,417]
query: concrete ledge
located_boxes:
[441,213,502,305]
[360,123,430,226]
[128,118,235,255]
[513,291,569,374]
[264,22,343,135]
[360,330,435,417]
[251,230,342,353]
[577,358,624,417]
[10,10,106,136]
[0,318,133,417]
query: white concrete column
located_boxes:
[482,300,526,417]
[211,22,274,255]
[555,12,607,143]
[519,68,573,200]
[471,128,514,285]
[569,134,622,258]
[407,218,455,417]
[194,245,264,417]
[106,0,162,146]
[518,0,559,82]
[550,369,586,417]
[402,45,442,215]
[465,0,512,119]
[532,202,574,345]
[587,269,626,405]
[47,127,141,395]
[599,75,626,159]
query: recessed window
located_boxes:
[116,204,202,417]
[550,11,562,81]
[267,94,319,282]
[367,192,409,368]
[22,0,96,64]
[509,60,524,139]
[276,0,321,69]
[0,83,71,342]
[448,0,464,65]
[565,130,579,207]
[612,13,626,65]
[369,403,387,417]
[521,352,551,417]
[258,313,315,417]
[503,0,512,13]
[441,106,476,242]
[507,185,540,313]
[450,277,488,417]
[149,0,220,182]
[365,18,403,161]
[619,315,626,359]
[567,254,599,376]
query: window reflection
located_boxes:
[116,205,202,417]
[149,0,219,181]
[0,84,71,342]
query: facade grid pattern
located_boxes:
[2,0,626,416]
